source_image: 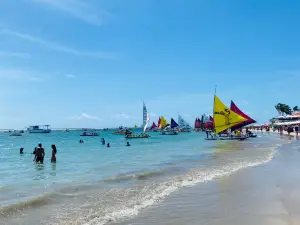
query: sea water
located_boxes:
[0,130,286,225]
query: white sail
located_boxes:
[178,115,191,128]
[143,102,150,133]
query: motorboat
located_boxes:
[27,125,51,133]
[80,131,99,137]
[161,129,179,135]
[9,130,23,136]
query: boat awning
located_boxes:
[273,121,300,126]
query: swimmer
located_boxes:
[107,143,110,148]
[34,143,45,163]
[20,148,24,154]
[79,140,84,143]
[126,142,131,147]
[51,144,57,163]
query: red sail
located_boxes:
[150,122,157,129]
[157,117,162,129]
[230,101,256,131]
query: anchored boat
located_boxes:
[205,95,248,141]
[126,102,151,139]
[27,125,51,133]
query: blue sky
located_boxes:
[0,0,300,128]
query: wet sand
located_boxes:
[116,134,300,225]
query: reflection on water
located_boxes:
[50,163,56,176]
[34,163,46,180]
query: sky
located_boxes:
[1,0,300,129]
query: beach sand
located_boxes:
[116,134,300,225]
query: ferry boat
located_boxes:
[27,125,51,133]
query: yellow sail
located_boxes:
[213,95,247,134]
[160,116,169,128]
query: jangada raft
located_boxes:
[205,95,254,141]
[161,118,179,135]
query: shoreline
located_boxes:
[114,134,300,225]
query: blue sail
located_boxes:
[171,118,179,128]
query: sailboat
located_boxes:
[126,102,151,139]
[178,115,192,132]
[159,116,169,129]
[206,95,248,140]
[230,101,257,137]
[162,118,179,135]
[194,118,201,131]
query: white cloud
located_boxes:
[28,0,111,26]
[0,69,47,82]
[65,74,75,78]
[148,112,158,117]
[66,113,101,121]
[0,29,115,59]
[112,113,132,120]
[0,51,31,59]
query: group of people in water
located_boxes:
[20,143,57,164]
[20,138,131,164]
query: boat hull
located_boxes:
[162,131,179,135]
[9,133,22,136]
[28,130,51,133]
[125,134,150,139]
[80,134,99,137]
[205,136,248,141]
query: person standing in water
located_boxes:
[20,148,24,154]
[107,143,110,148]
[33,143,45,163]
[51,144,57,163]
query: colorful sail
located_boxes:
[142,102,150,133]
[213,95,247,134]
[194,118,201,129]
[230,100,256,131]
[160,116,169,128]
[200,115,204,130]
[150,122,157,130]
[158,117,162,128]
[178,115,191,128]
[171,118,179,128]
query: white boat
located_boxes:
[178,115,192,132]
[9,130,23,136]
[27,125,51,133]
[162,129,179,135]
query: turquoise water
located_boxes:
[0,131,285,225]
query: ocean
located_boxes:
[0,130,287,225]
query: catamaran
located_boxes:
[205,95,248,140]
[126,102,150,139]
[178,115,192,132]
[162,118,179,135]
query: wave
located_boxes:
[0,195,50,217]
[81,147,277,225]
[103,169,172,183]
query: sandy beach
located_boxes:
[114,133,300,225]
